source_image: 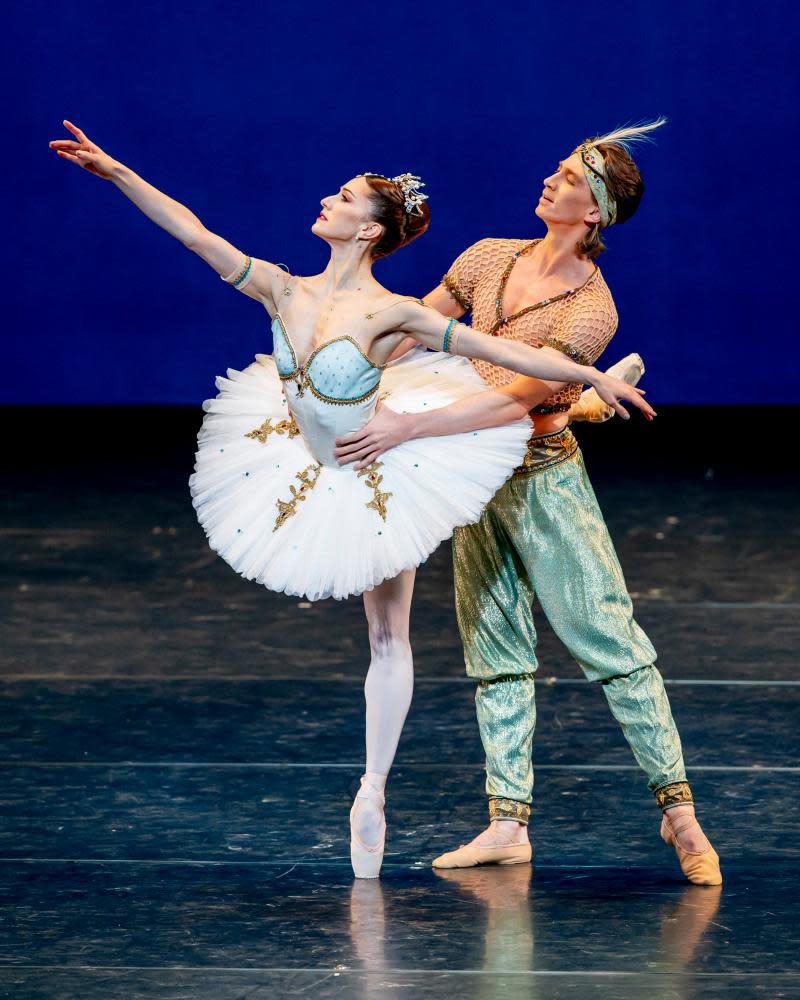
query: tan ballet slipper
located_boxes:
[432,841,532,870]
[660,810,722,886]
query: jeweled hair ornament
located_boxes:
[575,117,667,228]
[360,172,429,216]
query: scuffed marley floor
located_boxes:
[1,406,798,998]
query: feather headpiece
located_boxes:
[576,117,666,227]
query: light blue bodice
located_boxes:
[272,315,382,404]
[270,314,386,468]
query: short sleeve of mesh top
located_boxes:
[441,238,513,311]
[546,275,619,367]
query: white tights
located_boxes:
[355,568,415,843]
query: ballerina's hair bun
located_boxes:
[362,174,431,260]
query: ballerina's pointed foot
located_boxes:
[350,774,387,879]
[660,809,722,886]
[569,352,646,423]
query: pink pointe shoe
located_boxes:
[350,775,386,879]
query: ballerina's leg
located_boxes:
[355,568,416,844]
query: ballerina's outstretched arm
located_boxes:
[48,119,288,313]
[391,299,655,421]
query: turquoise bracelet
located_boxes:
[232,255,253,288]
[442,318,457,353]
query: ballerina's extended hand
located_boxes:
[48,120,117,179]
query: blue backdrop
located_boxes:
[8,0,798,404]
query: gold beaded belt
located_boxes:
[513,426,579,477]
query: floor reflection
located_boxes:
[348,868,722,998]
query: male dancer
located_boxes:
[334,122,722,885]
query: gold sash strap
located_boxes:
[514,427,578,477]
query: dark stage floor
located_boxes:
[1,406,799,998]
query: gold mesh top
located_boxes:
[442,238,618,413]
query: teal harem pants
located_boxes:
[452,427,692,823]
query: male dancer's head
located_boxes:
[535,119,665,259]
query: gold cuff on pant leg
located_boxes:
[489,798,531,825]
[654,781,693,811]
[477,672,536,688]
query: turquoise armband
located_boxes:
[442,318,457,353]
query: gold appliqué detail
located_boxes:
[244,415,300,444]
[489,798,531,825]
[273,463,322,532]
[358,461,392,521]
[655,781,694,811]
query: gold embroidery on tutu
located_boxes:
[358,461,392,521]
[244,415,300,443]
[274,463,322,532]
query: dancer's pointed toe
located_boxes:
[350,774,387,879]
[432,841,532,869]
[660,812,722,886]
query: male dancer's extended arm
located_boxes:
[334,284,572,469]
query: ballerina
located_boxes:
[49,120,654,878]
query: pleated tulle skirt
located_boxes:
[189,348,531,600]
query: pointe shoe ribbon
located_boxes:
[431,841,532,869]
[568,352,646,423]
[660,812,722,886]
[350,775,386,880]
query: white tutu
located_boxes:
[189,348,531,600]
